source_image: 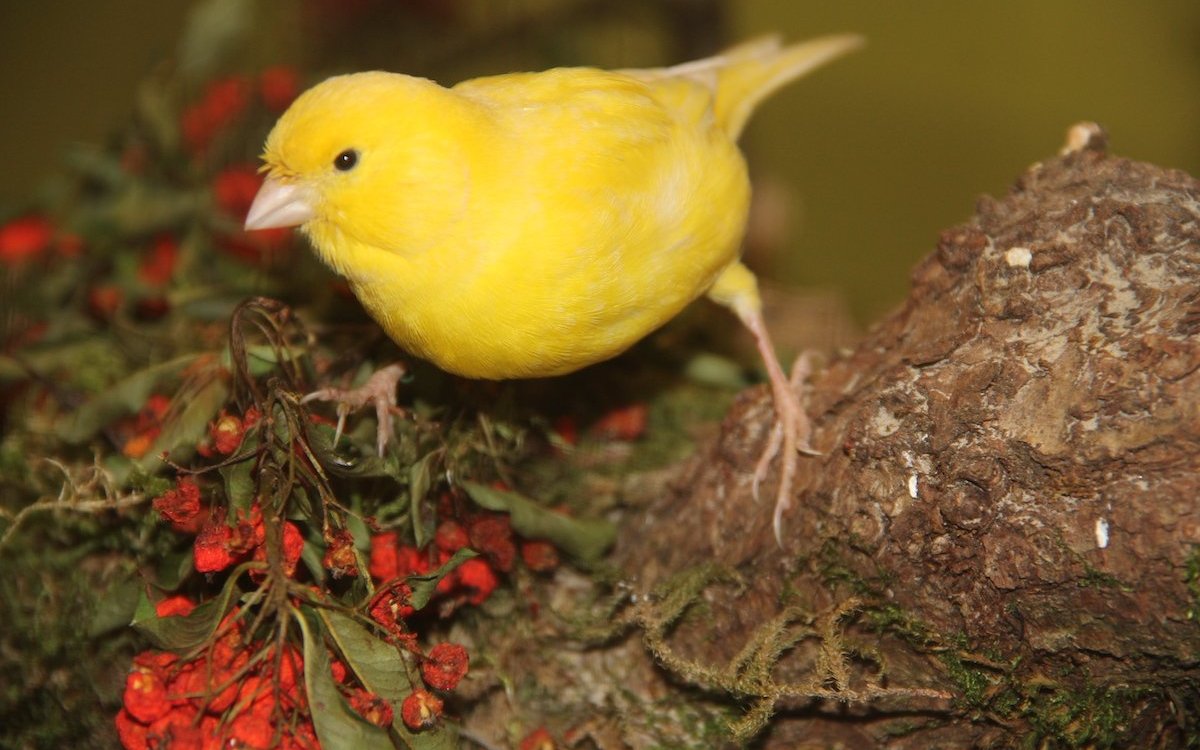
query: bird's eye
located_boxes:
[333,149,359,171]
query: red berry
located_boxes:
[0,215,53,265]
[421,642,469,692]
[400,689,443,731]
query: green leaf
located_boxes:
[153,549,196,593]
[306,421,393,479]
[295,607,394,750]
[219,343,308,378]
[347,500,372,551]
[0,333,117,385]
[107,182,202,235]
[89,575,142,638]
[407,548,477,611]
[62,144,131,190]
[461,481,615,565]
[135,78,180,154]
[128,464,174,500]
[409,450,440,549]
[138,373,230,472]
[56,354,201,443]
[319,609,409,698]
[299,540,327,587]
[174,290,253,323]
[319,610,458,749]
[220,453,256,513]
[178,0,255,83]
[683,352,751,389]
[132,566,244,651]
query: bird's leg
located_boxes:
[708,261,817,547]
[302,363,407,456]
[737,306,817,545]
[751,351,818,499]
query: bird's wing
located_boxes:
[620,33,863,138]
[453,68,676,150]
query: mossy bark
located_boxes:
[617,131,1200,748]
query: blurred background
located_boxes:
[1,0,1197,326]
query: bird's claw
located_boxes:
[749,352,817,547]
[790,355,821,460]
[302,363,408,456]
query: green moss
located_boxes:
[126,463,174,500]
[808,539,1169,748]
[0,434,33,489]
[930,628,1153,748]
[936,648,996,710]
[1078,563,1132,592]
[0,525,142,749]
[880,719,933,738]
[863,603,934,647]
[811,540,938,651]
[989,682,1022,717]
[929,638,1154,749]
[1021,681,1147,749]
[617,688,737,750]
[811,536,892,598]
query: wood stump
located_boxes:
[613,126,1200,748]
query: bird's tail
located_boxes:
[661,34,864,139]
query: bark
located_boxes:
[611,126,1200,748]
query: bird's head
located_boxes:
[245,71,475,269]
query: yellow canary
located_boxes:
[246,34,862,542]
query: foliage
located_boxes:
[0,2,766,747]
[0,3,691,747]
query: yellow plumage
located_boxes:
[246,34,862,541]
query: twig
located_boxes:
[0,458,149,551]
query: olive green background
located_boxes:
[2,1,1197,323]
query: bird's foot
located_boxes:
[750,353,818,547]
[302,363,407,456]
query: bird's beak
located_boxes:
[244,176,315,230]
